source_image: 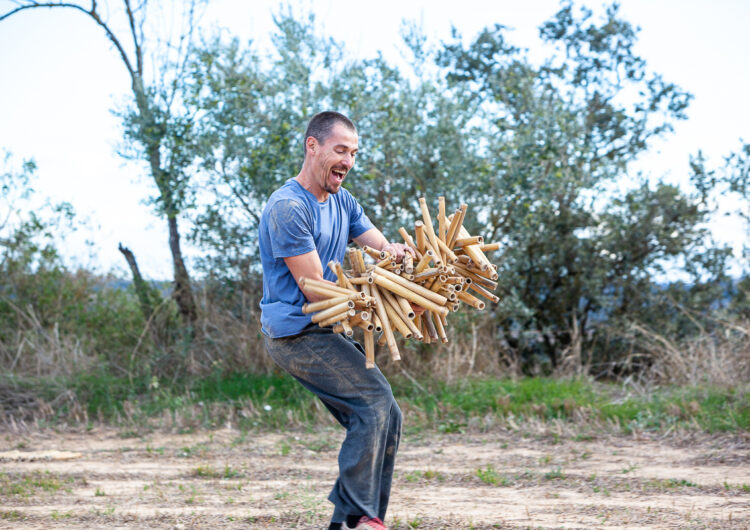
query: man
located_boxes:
[258,111,414,530]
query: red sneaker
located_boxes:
[343,516,388,530]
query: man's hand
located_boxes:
[410,302,426,316]
[382,242,416,263]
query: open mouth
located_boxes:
[330,167,347,184]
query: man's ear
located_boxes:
[306,137,317,155]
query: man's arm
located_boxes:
[354,227,415,262]
[283,251,338,303]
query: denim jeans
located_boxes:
[264,326,402,524]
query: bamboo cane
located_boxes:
[311,301,355,324]
[445,208,463,249]
[467,281,501,303]
[414,250,434,273]
[456,226,492,271]
[370,272,450,318]
[438,196,447,243]
[414,221,427,253]
[371,266,449,306]
[398,227,423,260]
[362,245,383,260]
[413,267,440,282]
[433,310,448,342]
[448,205,468,249]
[340,319,353,337]
[418,197,444,267]
[422,311,439,341]
[371,312,383,332]
[364,330,375,369]
[457,289,486,310]
[436,237,459,263]
[370,284,400,361]
[455,236,484,247]
[403,253,414,274]
[299,278,357,297]
[302,295,354,314]
[383,297,412,339]
[318,308,356,328]
[382,288,422,339]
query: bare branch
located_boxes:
[0,1,138,88]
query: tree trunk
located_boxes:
[118,242,157,321]
[168,215,198,325]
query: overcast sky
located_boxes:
[0,0,748,278]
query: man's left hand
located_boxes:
[382,242,416,263]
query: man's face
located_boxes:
[310,123,358,195]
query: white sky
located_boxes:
[0,0,748,279]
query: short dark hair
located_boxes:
[304,111,356,157]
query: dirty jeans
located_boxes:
[263,326,402,524]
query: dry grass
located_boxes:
[625,317,750,386]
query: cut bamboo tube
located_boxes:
[330,261,354,290]
[357,320,375,332]
[370,272,449,318]
[383,297,412,339]
[348,312,366,329]
[455,236,484,247]
[302,295,353,314]
[372,313,383,332]
[396,294,415,320]
[433,311,448,342]
[356,248,368,271]
[414,221,427,253]
[382,288,421,339]
[349,276,369,285]
[398,227,423,260]
[299,278,357,297]
[403,253,414,274]
[445,208,462,249]
[332,323,344,334]
[456,226,492,271]
[422,238,443,266]
[422,311,439,341]
[372,266,449,306]
[364,330,375,369]
[468,281,501,303]
[349,248,362,274]
[451,264,498,290]
[319,308,356,327]
[418,197,444,267]
[413,267,439,282]
[341,319,353,337]
[438,196,447,243]
[362,245,383,260]
[311,301,355,324]
[436,237,458,263]
[414,250,433,273]
[376,256,395,269]
[480,242,501,253]
[447,204,468,249]
[457,290,486,310]
[370,284,400,361]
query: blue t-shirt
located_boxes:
[258,179,375,338]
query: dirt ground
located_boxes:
[1,426,749,529]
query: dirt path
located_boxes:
[1,426,748,529]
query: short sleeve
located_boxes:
[347,194,375,240]
[266,198,316,258]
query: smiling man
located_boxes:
[258,111,413,530]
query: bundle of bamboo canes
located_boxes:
[300,196,500,368]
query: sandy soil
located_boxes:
[1,426,749,529]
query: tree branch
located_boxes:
[0,1,139,87]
